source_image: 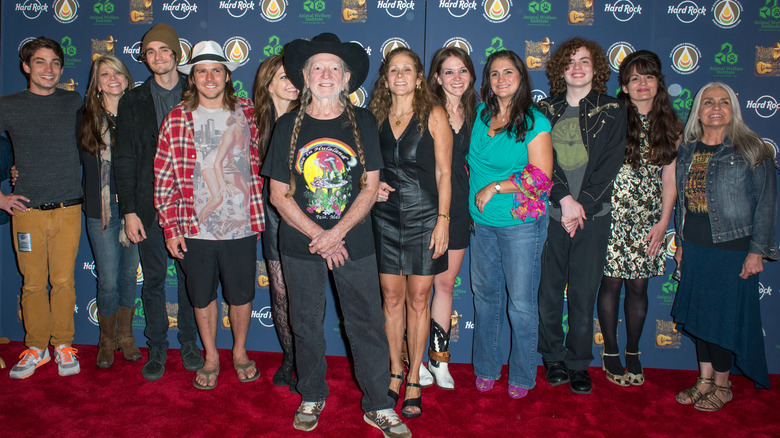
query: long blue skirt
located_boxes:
[671,241,770,389]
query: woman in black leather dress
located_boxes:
[369,47,452,418]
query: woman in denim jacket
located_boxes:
[672,82,777,412]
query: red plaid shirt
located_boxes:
[153,97,264,241]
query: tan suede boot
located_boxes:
[97,313,118,368]
[117,306,142,362]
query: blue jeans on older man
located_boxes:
[470,215,548,389]
[86,201,140,316]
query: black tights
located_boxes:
[597,276,649,353]
[597,276,648,374]
[268,260,295,384]
[696,339,733,373]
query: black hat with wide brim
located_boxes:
[283,33,369,94]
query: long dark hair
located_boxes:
[79,55,133,155]
[253,54,299,159]
[427,47,478,133]
[479,50,535,143]
[617,50,681,168]
[368,47,435,134]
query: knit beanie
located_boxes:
[140,23,180,63]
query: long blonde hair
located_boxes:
[286,59,366,197]
[683,82,772,169]
[80,55,133,155]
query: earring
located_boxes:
[489,90,494,98]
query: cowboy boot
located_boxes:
[117,305,142,362]
[428,319,454,389]
[97,312,118,368]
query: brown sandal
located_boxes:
[695,382,733,412]
[676,377,713,405]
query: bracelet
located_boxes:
[437,213,451,222]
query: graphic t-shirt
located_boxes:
[549,105,588,220]
[190,106,254,240]
[683,141,749,251]
[261,107,383,260]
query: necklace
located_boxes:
[391,107,412,126]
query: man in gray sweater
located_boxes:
[0,37,83,379]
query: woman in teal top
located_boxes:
[468,50,553,399]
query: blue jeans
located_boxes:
[137,215,198,349]
[470,215,548,389]
[281,253,393,413]
[86,201,140,316]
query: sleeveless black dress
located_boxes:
[373,116,448,275]
[448,125,471,250]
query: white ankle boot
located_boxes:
[419,363,434,387]
[428,361,454,389]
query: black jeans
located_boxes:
[281,253,393,413]
[537,215,611,371]
[137,217,198,350]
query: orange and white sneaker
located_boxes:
[9,347,50,379]
[53,345,80,376]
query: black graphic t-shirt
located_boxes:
[262,107,383,260]
[683,141,749,251]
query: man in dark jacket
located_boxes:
[536,38,627,395]
[114,23,202,381]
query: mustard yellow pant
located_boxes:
[12,205,81,349]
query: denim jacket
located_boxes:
[675,139,778,260]
[538,90,627,217]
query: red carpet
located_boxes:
[0,341,778,437]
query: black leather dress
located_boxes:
[373,116,447,275]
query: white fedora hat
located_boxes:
[178,40,239,75]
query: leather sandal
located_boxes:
[676,377,714,405]
[601,349,629,387]
[234,360,260,383]
[193,367,220,390]
[625,350,644,386]
[695,381,732,412]
[401,382,422,418]
[388,372,404,403]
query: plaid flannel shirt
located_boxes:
[153,97,264,241]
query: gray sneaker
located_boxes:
[9,347,50,379]
[293,401,325,432]
[180,342,204,371]
[53,345,80,377]
[364,409,412,438]
[142,348,167,381]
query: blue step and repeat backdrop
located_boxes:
[1,0,779,372]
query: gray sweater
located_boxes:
[0,88,83,206]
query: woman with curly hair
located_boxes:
[421,46,479,390]
[673,82,776,411]
[597,50,682,387]
[252,54,299,387]
[369,47,452,417]
[537,38,627,395]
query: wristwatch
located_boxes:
[494,181,501,194]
